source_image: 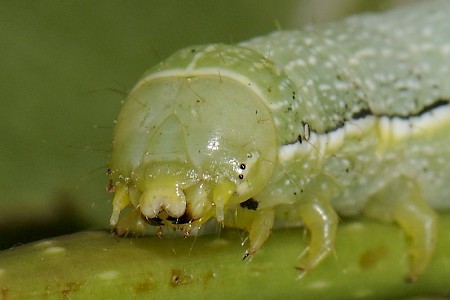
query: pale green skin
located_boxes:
[109,0,450,282]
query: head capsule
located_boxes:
[108,44,293,235]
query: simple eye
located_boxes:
[238,163,246,179]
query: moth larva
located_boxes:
[108,0,450,281]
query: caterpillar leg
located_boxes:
[227,195,339,273]
[112,209,146,236]
[109,184,130,227]
[363,176,438,282]
[296,195,339,273]
[110,184,146,236]
[245,209,275,258]
[224,207,275,259]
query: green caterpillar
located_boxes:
[108,0,450,282]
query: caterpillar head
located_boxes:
[108,70,278,234]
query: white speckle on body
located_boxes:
[441,44,450,55]
[318,84,331,92]
[307,56,317,65]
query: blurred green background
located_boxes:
[0,0,420,248]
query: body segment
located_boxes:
[109,1,450,281]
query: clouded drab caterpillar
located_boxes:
[108,0,450,281]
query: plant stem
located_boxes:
[1,213,450,299]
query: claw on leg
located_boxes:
[223,207,274,260]
[364,176,438,282]
[296,195,339,272]
[244,209,275,259]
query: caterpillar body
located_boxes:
[108,0,450,281]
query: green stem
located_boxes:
[1,213,450,299]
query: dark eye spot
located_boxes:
[240,198,259,210]
[238,174,244,180]
[240,164,246,170]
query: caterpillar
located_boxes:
[108,0,450,282]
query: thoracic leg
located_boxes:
[245,209,275,258]
[224,207,274,259]
[296,194,339,272]
[363,176,438,282]
[110,184,130,226]
[110,184,146,236]
[113,209,146,236]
